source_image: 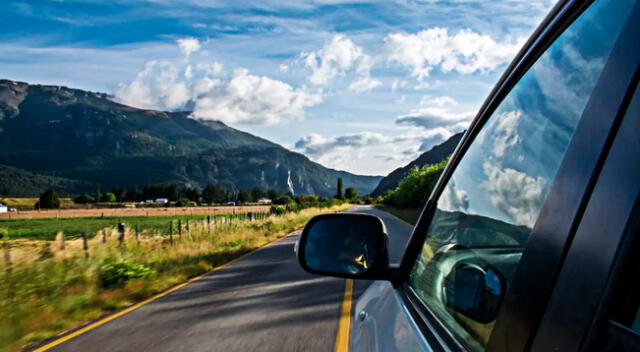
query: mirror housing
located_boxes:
[443,262,506,323]
[297,213,392,280]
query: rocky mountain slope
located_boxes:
[0,79,381,197]
[371,132,463,196]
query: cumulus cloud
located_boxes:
[177,38,202,59]
[115,61,191,111]
[295,131,393,156]
[384,27,524,82]
[192,68,323,124]
[300,34,379,93]
[482,161,545,228]
[396,107,473,131]
[114,38,323,125]
[439,178,470,213]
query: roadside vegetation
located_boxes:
[0,204,352,352]
[378,158,448,224]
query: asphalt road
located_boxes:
[44,206,413,352]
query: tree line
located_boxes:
[33,177,364,210]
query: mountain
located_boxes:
[371,132,464,196]
[0,79,381,197]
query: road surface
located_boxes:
[38,206,413,352]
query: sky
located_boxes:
[0,0,555,176]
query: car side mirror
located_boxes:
[443,263,506,323]
[297,213,391,280]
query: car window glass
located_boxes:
[407,0,635,350]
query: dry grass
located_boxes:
[0,205,271,220]
[0,204,351,352]
[0,198,74,211]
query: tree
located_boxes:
[336,177,344,200]
[345,187,357,200]
[36,189,60,209]
[102,192,117,203]
[202,184,227,204]
[383,158,448,209]
[95,184,102,204]
[237,190,253,204]
[73,194,94,204]
[274,195,293,205]
[111,187,125,202]
[183,187,201,203]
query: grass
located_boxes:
[0,213,267,240]
[375,205,421,225]
[0,204,351,352]
[0,198,74,210]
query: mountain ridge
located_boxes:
[0,79,381,197]
[371,132,464,196]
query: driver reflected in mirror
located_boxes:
[303,216,379,275]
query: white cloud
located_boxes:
[482,161,545,228]
[300,34,379,93]
[396,107,473,131]
[295,131,392,155]
[114,41,323,125]
[348,75,382,93]
[439,178,469,213]
[491,110,521,157]
[114,60,191,111]
[192,68,323,124]
[384,27,524,82]
[177,38,202,59]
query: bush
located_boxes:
[319,198,341,208]
[73,194,95,204]
[345,187,357,200]
[270,205,286,215]
[286,201,298,212]
[295,195,319,209]
[102,192,117,203]
[174,198,191,207]
[383,158,448,209]
[99,260,155,289]
[35,189,60,209]
[274,195,293,205]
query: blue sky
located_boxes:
[0,0,554,176]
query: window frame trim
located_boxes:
[390,0,640,351]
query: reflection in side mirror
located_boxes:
[297,213,389,279]
[443,263,505,324]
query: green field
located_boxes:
[0,213,264,240]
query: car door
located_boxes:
[351,0,639,351]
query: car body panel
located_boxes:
[351,281,432,352]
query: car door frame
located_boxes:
[530,55,640,352]
[386,0,640,351]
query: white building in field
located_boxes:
[257,198,272,205]
[0,203,7,213]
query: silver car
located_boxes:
[297,0,640,350]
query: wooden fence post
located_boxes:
[117,222,125,247]
[57,232,65,251]
[135,224,140,244]
[82,233,89,258]
[178,219,182,241]
[168,220,174,245]
[102,229,107,244]
[207,215,211,229]
[3,241,11,271]
[186,219,190,233]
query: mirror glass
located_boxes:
[443,263,505,323]
[302,216,382,275]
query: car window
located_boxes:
[406,0,635,350]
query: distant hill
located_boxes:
[0,79,381,197]
[371,132,463,196]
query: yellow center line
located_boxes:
[334,279,353,352]
[30,232,299,352]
